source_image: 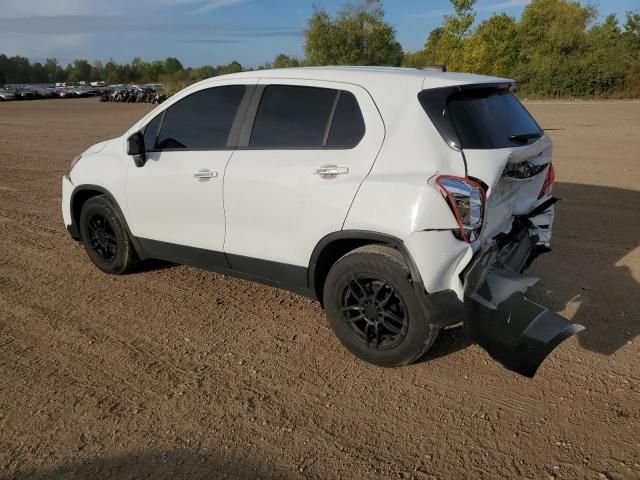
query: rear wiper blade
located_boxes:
[509,132,542,143]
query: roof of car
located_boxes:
[216,66,513,90]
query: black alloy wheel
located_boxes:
[86,213,118,264]
[79,195,139,275]
[323,244,439,367]
[340,275,409,350]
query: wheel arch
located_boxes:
[70,184,116,236]
[69,185,142,255]
[308,230,425,305]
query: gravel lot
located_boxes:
[0,98,638,479]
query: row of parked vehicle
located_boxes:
[0,86,101,101]
[100,87,168,104]
[0,85,168,103]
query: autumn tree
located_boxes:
[304,0,403,66]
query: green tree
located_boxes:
[464,13,518,77]
[304,0,404,66]
[216,61,243,75]
[403,0,476,69]
[68,59,92,82]
[272,54,301,68]
[164,57,184,75]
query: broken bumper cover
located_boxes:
[463,221,585,378]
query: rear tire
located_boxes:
[323,245,439,367]
[79,195,139,275]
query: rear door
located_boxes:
[223,80,385,276]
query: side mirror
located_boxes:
[127,131,146,167]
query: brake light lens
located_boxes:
[435,175,486,243]
[538,163,555,199]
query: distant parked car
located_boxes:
[54,88,72,98]
[15,88,39,100]
[0,89,17,101]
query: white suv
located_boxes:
[62,67,584,377]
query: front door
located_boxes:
[126,82,252,254]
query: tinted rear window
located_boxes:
[250,85,337,148]
[446,90,541,149]
[327,91,366,147]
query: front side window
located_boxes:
[143,114,162,151]
[249,85,337,148]
[154,85,246,150]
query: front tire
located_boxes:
[323,245,439,367]
[79,195,138,275]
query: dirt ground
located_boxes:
[0,98,638,480]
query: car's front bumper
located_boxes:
[462,218,584,377]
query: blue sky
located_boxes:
[0,0,638,67]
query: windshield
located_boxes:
[447,89,542,149]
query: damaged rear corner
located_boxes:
[462,213,584,378]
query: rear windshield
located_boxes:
[448,89,541,149]
[419,86,542,150]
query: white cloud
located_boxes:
[0,0,247,17]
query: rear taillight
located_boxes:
[435,175,486,243]
[538,163,555,199]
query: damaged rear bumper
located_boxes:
[462,219,584,377]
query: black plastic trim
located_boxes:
[137,238,230,269]
[68,184,145,254]
[309,231,423,293]
[135,238,313,298]
[463,221,585,377]
[237,85,265,147]
[66,223,81,241]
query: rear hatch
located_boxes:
[446,86,552,241]
[420,83,583,377]
[420,83,553,244]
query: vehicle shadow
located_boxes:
[133,258,177,274]
[422,182,639,360]
[12,450,288,480]
[526,182,640,356]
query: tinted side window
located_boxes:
[143,114,162,151]
[156,85,246,150]
[249,85,337,148]
[327,92,365,147]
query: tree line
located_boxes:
[1,0,638,98]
